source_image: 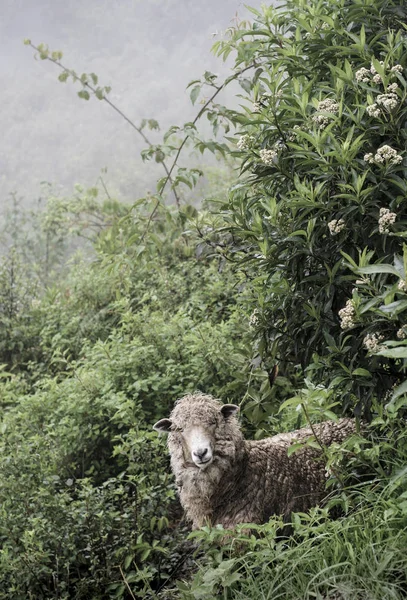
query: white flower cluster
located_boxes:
[363,333,384,353]
[366,104,381,117]
[313,114,330,128]
[355,67,370,83]
[317,99,339,113]
[356,60,403,118]
[252,101,262,113]
[376,93,399,111]
[328,218,345,235]
[364,145,403,166]
[237,135,254,150]
[260,148,278,165]
[398,279,407,292]
[249,309,260,327]
[338,299,356,330]
[356,61,403,85]
[397,327,407,339]
[378,207,397,233]
[312,98,339,129]
[288,125,301,141]
[370,60,385,84]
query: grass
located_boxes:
[181,480,407,600]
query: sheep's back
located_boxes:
[243,418,357,519]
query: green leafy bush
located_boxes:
[0,199,253,597]
[3,0,407,597]
[200,0,407,416]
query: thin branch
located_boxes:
[28,43,180,207]
[140,61,259,241]
[119,565,138,600]
[160,61,259,199]
[97,175,112,200]
[301,402,345,487]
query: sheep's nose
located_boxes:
[193,448,208,460]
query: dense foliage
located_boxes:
[201,0,407,420]
[2,0,407,598]
[0,197,254,598]
[176,0,407,597]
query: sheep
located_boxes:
[153,393,357,529]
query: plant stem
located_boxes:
[28,43,180,207]
[140,61,260,241]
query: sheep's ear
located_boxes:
[220,404,239,419]
[153,418,173,433]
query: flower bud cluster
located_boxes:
[355,67,370,83]
[249,309,260,327]
[364,145,403,166]
[356,61,403,85]
[356,60,402,119]
[312,98,339,129]
[378,207,397,233]
[260,148,278,165]
[317,99,339,113]
[376,93,399,111]
[328,219,345,235]
[397,279,407,292]
[366,104,381,117]
[397,327,407,340]
[237,135,254,150]
[363,333,384,353]
[338,299,356,330]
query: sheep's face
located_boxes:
[153,400,239,469]
[178,423,215,468]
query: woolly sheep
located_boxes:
[153,393,357,529]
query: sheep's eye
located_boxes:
[172,426,183,433]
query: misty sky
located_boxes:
[1,0,260,206]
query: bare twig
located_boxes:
[140,61,259,241]
[98,175,112,200]
[27,43,180,207]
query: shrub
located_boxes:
[198,0,407,417]
[0,198,252,597]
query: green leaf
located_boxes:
[323,410,339,421]
[190,85,201,105]
[357,265,401,277]
[352,368,371,378]
[377,347,407,358]
[287,442,305,457]
[378,300,407,315]
[77,90,90,100]
[389,380,407,402]
[278,397,302,412]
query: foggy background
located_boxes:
[1,0,260,207]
